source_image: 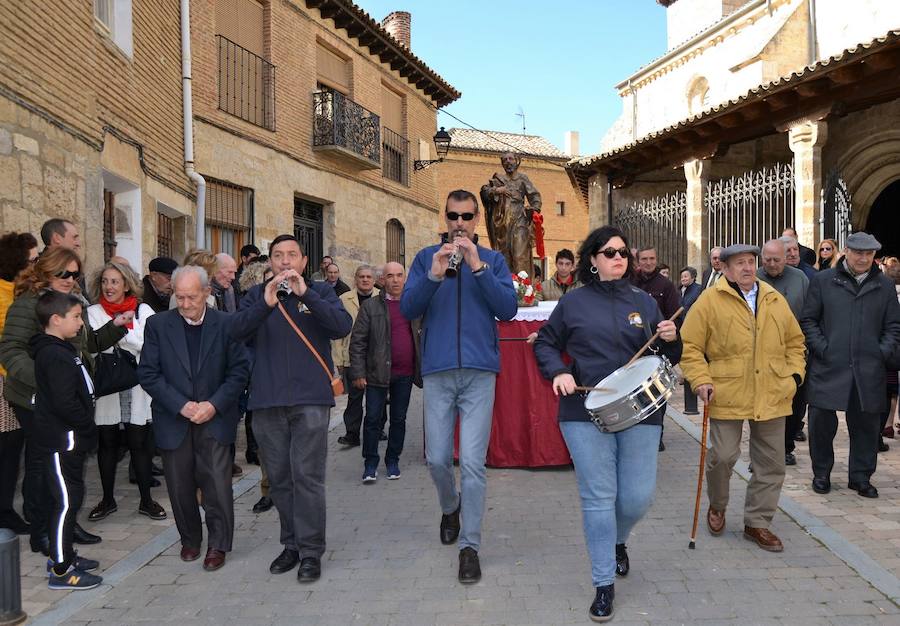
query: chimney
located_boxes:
[564,131,580,157]
[381,11,411,49]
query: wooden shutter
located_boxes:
[206,180,250,230]
[216,0,264,56]
[381,86,403,133]
[316,43,349,92]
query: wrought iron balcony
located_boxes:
[382,127,409,186]
[217,35,276,131]
[312,88,381,169]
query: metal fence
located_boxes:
[822,169,852,249]
[312,88,381,164]
[706,162,795,248]
[614,190,687,273]
[217,35,276,131]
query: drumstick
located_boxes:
[689,403,710,549]
[499,337,531,342]
[625,307,685,368]
[572,386,615,393]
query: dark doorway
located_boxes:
[865,180,900,257]
[293,198,324,279]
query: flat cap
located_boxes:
[148,256,178,275]
[720,244,760,262]
[846,232,881,251]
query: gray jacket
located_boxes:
[348,293,422,388]
[800,262,900,413]
[756,265,808,320]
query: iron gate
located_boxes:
[293,198,323,279]
[821,169,852,249]
[614,190,687,273]
[705,162,795,248]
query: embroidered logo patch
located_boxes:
[627,312,644,328]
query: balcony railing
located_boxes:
[382,127,409,186]
[217,35,275,131]
[312,88,380,168]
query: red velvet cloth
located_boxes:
[453,320,571,467]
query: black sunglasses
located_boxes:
[446,211,476,221]
[55,270,81,280]
[819,246,833,252]
[598,247,629,259]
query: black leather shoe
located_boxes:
[615,544,629,577]
[658,439,666,452]
[785,452,797,466]
[73,523,102,545]
[30,534,50,556]
[440,501,461,545]
[252,496,273,514]
[878,438,889,453]
[458,547,481,584]
[848,481,879,498]
[297,557,321,583]
[589,584,615,622]
[794,430,806,442]
[337,434,360,447]
[812,476,831,494]
[88,500,117,521]
[269,548,300,574]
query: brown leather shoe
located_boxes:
[706,507,725,536]
[743,526,783,552]
[203,548,226,571]
[180,546,201,562]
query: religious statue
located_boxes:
[480,152,542,276]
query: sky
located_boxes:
[354,0,669,156]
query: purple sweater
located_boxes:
[386,298,414,377]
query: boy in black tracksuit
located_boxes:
[31,291,103,590]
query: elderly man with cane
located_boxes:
[681,244,806,552]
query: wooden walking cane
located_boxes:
[689,403,710,549]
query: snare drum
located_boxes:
[584,356,677,433]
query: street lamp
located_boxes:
[414,127,452,171]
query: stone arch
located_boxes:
[832,130,900,229]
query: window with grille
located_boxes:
[555,201,565,216]
[205,178,253,257]
[103,190,116,262]
[386,219,405,267]
[157,212,175,258]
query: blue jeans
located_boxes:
[423,369,496,551]
[560,421,661,587]
[363,376,414,468]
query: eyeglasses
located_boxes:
[446,212,476,221]
[55,270,81,280]
[598,247,629,259]
[819,246,833,252]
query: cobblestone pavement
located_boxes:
[15,388,900,625]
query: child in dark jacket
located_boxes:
[31,291,102,590]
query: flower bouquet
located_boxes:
[512,271,541,307]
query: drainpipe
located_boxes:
[807,0,818,65]
[181,0,206,248]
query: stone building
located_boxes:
[0,1,459,277]
[190,1,459,273]
[0,1,193,271]
[569,0,900,273]
[435,128,588,277]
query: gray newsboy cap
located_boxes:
[845,232,882,251]
[720,244,760,262]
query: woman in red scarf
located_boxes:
[86,261,166,522]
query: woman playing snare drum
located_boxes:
[533,226,681,623]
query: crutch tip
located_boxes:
[688,541,696,549]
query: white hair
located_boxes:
[215,252,236,267]
[355,264,375,277]
[172,265,209,289]
[779,236,798,247]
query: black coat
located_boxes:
[631,269,680,319]
[348,293,421,388]
[800,263,900,413]
[680,282,702,314]
[138,308,250,450]
[141,276,169,314]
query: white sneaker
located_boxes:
[362,469,377,484]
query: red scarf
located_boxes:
[99,294,138,329]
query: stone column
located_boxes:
[587,172,609,229]
[787,120,828,249]
[684,158,710,273]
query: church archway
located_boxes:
[864,179,900,257]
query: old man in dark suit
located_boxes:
[138,265,249,572]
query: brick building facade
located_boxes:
[436,128,588,278]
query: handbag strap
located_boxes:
[277,302,336,383]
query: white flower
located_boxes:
[524,285,534,297]
[517,271,529,279]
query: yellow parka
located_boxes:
[680,277,806,420]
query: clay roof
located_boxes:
[304,0,460,107]
[573,29,900,171]
[447,128,567,159]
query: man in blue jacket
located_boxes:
[230,235,352,583]
[402,189,518,584]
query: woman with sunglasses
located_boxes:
[816,238,840,270]
[86,261,166,522]
[0,248,129,555]
[0,232,39,535]
[533,226,682,622]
